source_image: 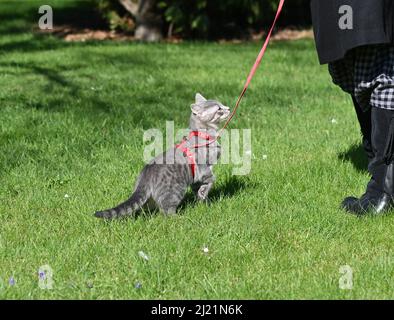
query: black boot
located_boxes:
[352,96,373,162]
[374,163,394,213]
[342,97,378,211]
[342,107,394,215]
[372,118,394,213]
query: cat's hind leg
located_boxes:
[153,189,185,215]
[162,206,178,215]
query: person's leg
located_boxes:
[351,95,373,162]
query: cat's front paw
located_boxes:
[197,185,209,201]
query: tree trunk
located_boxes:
[119,0,163,41]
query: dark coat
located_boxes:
[310,0,394,64]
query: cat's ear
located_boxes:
[195,93,207,104]
[191,103,201,115]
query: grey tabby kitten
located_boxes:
[95,93,230,219]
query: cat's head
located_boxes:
[190,93,231,129]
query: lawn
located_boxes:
[1,0,394,300]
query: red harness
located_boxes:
[175,131,214,179]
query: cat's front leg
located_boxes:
[192,182,211,201]
[197,183,213,201]
[193,165,216,201]
[197,175,215,201]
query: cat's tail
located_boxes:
[94,185,149,219]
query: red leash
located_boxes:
[194,0,285,148]
[177,0,285,178]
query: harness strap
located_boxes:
[175,131,214,178]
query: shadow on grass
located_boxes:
[0,52,157,122]
[179,175,250,211]
[0,0,108,98]
[0,60,109,113]
[338,143,368,173]
[0,0,106,52]
[0,50,209,128]
[0,0,105,33]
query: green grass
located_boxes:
[1,0,394,300]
